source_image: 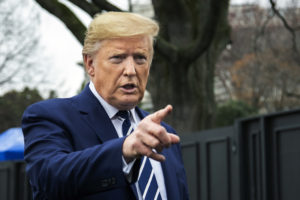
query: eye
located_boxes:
[134,54,147,65]
[110,55,125,64]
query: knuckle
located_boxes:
[140,120,147,125]
[145,151,151,157]
[131,141,139,149]
[151,140,160,148]
[145,150,154,157]
[135,130,143,139]
[158,126,165,134]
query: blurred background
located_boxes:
[1,0,299,134]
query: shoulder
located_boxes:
[25,98,72,113]
[24,84,92,114]
[22,97,79,123]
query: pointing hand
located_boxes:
[122,105,180,162]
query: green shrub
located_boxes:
[215,100,258,127]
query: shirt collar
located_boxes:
[88,82,137,123]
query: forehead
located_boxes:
[100,36,152,54]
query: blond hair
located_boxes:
[82,12,159,56]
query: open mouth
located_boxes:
[122,83,136,90]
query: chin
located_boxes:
[120,99,141,110]
[118,103,137,110]
[114,94,143,110]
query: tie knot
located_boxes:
[117,110,130,120]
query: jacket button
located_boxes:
[99,177,116,188]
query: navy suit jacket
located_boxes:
[22,85,189,200]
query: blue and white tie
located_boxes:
[117,110,162,200]
[117,110,133,136]
[138,157,162,200]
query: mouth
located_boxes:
[121,83,137,93]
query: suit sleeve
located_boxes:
[22,103,129,199]
[164,124,190,200]
[175,142,190,200]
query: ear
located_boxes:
[83,54,95,77]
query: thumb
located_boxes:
[150,105,173,123]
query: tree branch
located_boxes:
[253,11,275,56]
[286,92,300,99]
[92,0,122,12]
[154,36,179,63]
[152,0,229,65]
[269,0,294,33]
[180,0,230,64]
[269,0,300,61]
[68,0,100,17]
[36,0,86,45]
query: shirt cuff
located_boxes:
[122,156,136,183]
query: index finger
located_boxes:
[150,105,173,124]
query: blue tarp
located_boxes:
[0,128,24,161]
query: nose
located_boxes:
[123,57,136,76]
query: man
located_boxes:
[22,12,189,200]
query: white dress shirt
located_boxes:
[89,82,167,200]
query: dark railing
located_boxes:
[181,108,300,200]
[0,161,31,200]
[0,109,299,200]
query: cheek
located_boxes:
[139,70,150,88]
[93,69,108,89]
[143,68,150,82]
[97,69,122,91]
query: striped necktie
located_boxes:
[138,157,162,200]
[117,110,162,200]
[117,110,133,136]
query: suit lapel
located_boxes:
[71,85,119,143]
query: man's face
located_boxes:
[84,36,152,110]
